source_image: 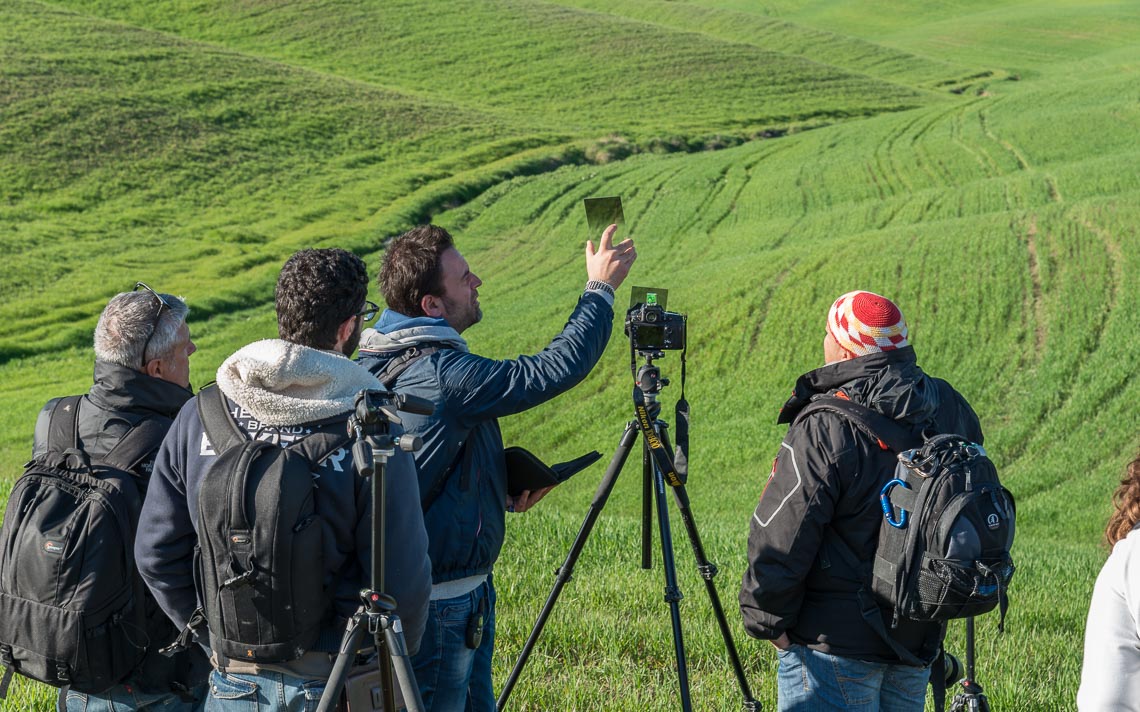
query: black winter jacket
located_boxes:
[739,347,983,664]
[32,360,207,694]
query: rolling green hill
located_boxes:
[3,0,1138,709]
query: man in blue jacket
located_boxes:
[357,223,636,711]
[137,248,432,711]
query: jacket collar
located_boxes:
[358,309,469,355]
[777,347,934,424]
[216,339,383,426]
[88,360,193,419]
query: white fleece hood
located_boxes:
[216,339,382,426]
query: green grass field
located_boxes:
[3,0,1139,709]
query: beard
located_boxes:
[445,296,483,333]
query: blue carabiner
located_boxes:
[880,478,910,528]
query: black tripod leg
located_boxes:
[384,621,427,712]
[657,427,760,710]
[670,484,760,709]
[649,452,693,712]
[496,422,640,711]
[316,611,370,712]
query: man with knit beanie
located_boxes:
[136,248,432,711]
[740,291,984,711]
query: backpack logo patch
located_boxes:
[987,513,1000,530]
[42,541,63,554]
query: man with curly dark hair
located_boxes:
[137,248,432,711]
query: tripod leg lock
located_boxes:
[663,586,683,604]
[697,563,718,580]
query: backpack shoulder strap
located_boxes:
[288,430,352,466]
[367,343,464,513]
[196,385,246,455]
[45,395,84,452]
[375,343,446,389]
[795,396,920,453]
[101,417,170,473]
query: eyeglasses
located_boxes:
[357,300,380,323]
[133,282,176,367]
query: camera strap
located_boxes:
[632,385,684,487]
[629,339,687,488]
[673,341,689,483]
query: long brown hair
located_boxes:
[1105,456,1140,546]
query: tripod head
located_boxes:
[948,679,990,712]
[348,389,432,477]
[635,353,670,414]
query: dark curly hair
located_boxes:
[1106,455,1140,546]
[379,225,454,317]
[275,248,368,349]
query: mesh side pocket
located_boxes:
[906,555,1011,621]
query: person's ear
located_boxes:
[335,315,357,349]
[421,294,445,318]
[144,357,163,379]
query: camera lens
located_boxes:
[944,652,963,685]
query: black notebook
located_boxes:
[505,447,601,496]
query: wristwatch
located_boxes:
[585,279,615,297]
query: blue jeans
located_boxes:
[410,578,496,712]
[776,644,930,711]
[61,683,202,712]
[203,670,326,712]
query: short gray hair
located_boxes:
[94,290,189,370]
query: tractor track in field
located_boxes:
[710,143,789,240]
[950,99,1000,180]
[742,264,796,357]
[1024,216,1046,353]
[1000,207,1123,476]
[1073,207,1124,390]
[910,103,966,187]
[670,164,733,245]
[879,109,923,195]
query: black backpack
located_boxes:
[192,386,350,664]
[0,396,166,696]
[798,397,1016,634]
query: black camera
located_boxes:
[625,288,686,352]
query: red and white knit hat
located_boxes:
[827,291,909,357]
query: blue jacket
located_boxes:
[357,291,613,584]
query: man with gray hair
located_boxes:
[31,283,205,711]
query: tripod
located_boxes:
[497,352,760,711]
[316,391,433,712]
[948,617,990,712]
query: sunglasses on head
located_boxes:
[133,282,177,367]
